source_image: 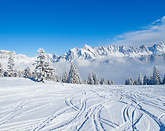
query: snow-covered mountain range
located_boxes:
[0,43,165,64]
[55,43,165,63]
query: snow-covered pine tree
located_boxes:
[105,80,108,85]
[34,48,57,82]
[111,80,114,85]
[134,80,138,85]
[138,73,143,85]
[130,78,135,85]
[125,78,134,85]
[0,63,4,77]
[7,52,16,77]
[152,66,161,85]
[34,48,55,82]
[143,75,149,85]
[67,63,82,84]
[100,77,105,85]
[148,76,153,85]
[69,77,74,83]
[108,80,114,85]
[34,48,46,81]
[88,73,94,85]
[45,66,57,81]
[15,69,19,77]
[62,71,68,83]
[163,75,165,85]
[107,80,111,85]
[24,67,32,78]
[4,71,8,77]
[92,73,99,84]
[125,79,128,85]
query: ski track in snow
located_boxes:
[0,78,165,131]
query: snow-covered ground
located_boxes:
[0,78,165,131]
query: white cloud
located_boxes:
[111,16,165,47]
[54,60,165,85]
[151,19,161,25]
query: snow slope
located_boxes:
[0,78,165,131]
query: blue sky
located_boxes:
[0,0,165,57]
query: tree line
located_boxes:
[125,66,165,85]
[0,48,114,85]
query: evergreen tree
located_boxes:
[67,63,82,84]
[107,80,111,85]
[111,80,114,85]
[163,75,165,85]
[14,69,19,77]
[108,80,114,85]
[152,66,161,85]
[138,73,143,85]
[134,80,138,85]
[125,78,134,85]
[88,73,94,85]
[0,63,4,77]
[7,52,16,77]
[34,48,47,81]
[100,77,105,85]
[69,77,74,83]
[24,67,32,78]
[125,79,129,85]
[45,66,57,81]
[92,73,99,84]
[34,48,56,82]
[148,76,153,85]
[143,75,149,85]
[33,48,56,81]
[4,71,8,77]
[104,80,108,85]
[130,78,134,85]
[62,71,68,83]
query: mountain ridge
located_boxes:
[55,42,165,63]
[0,43,165,64]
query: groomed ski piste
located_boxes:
[0,78,165,131]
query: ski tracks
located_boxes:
[119,90,165,131]
[1,81,165,131]
[0,98,32,126]
[34,89,113,131]
[33,92,87,131]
